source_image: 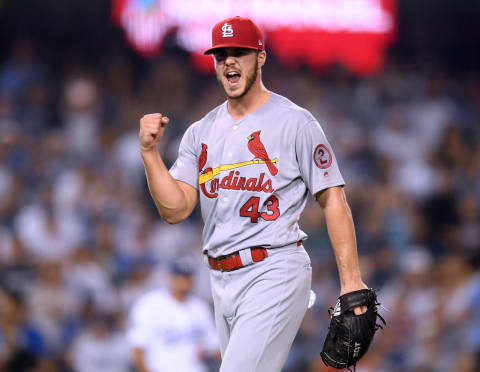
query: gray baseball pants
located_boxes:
[209,242,312,372]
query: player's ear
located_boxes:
[257,51,266,68]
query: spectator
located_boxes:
[0,290,46,371]
[70,312,130,372]
[127,257,220,372]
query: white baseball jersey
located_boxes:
[170,93,344,257]
[127,289,219,372]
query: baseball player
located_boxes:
[127,258,219,372]
[139,16,368,372]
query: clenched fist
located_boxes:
[139,113,170,152]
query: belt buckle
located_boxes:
[217,258,223,271]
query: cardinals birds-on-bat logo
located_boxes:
[199,143,208,172]
[247,131,278,176]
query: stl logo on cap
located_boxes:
[221,22,234,38]
[204,17,264,55]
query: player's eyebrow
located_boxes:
[213,48,255,61]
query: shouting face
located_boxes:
[213,47,261,100]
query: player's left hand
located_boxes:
[320,288,385,370]
[340,281,369,315]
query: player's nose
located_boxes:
[225,55,236,65]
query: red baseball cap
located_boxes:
[204,16,265,55]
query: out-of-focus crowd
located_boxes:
[0,39,479,372]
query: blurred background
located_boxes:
[1,0,480,371]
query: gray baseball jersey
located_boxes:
[170,92,344,257]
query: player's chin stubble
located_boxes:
[219,59,258,100]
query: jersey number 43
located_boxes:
[239,196,280,223]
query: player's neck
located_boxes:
[227,81,271,121]
[171,290,188,303]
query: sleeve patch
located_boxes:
[313,144,332,169]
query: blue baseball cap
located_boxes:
[169,257,196,276]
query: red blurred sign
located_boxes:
[113,0,396,76]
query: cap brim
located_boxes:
[204,44,263,55]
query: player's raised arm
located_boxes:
[139,113,198,224]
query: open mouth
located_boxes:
[225,71,241,84]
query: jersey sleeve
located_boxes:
[169,124,198,189]
[295,120,345,195]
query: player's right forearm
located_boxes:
[141,149,191,224]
